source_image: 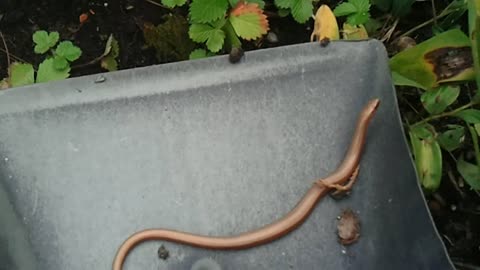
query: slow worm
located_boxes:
[113,98,380,270]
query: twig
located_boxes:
[71,54,104,69]
[398,7,457,38]
[381,18,399,42]
[446,164,465,198]
[411,101,480,127]
[144,0,169,9]
[0,47,28,63]
[431,0,438,27]
[0,31,11,67]
[467,125,480,167]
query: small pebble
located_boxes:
[229,47,244,64]
[157,245,169,260]
[94,75,106,83]
[450,204,457,211]
[266,32,279,43]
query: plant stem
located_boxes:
[411,101,480,127]
[467,125,480,167]
[0,31,10,67]
[399,0,461,38]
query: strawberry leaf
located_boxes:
[351,0,370,12]
[162,0,187,8]
[229,1,269,40]
[55,41,82,62]
[291,0,313,23]
[190,0,229,23]
[33,31,59,54]
[9,62,34,87]
[189,23,226,52]
[36,58,70,83]
[334,2,357,16]
[274,0,291,9]
[189,48,216,59]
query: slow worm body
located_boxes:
[113,98,380,270]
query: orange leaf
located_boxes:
[230,0,269,37]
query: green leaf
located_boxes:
[189,0,229,23]
[409,129,443,191]
[189,23,226,52]
[342,23,368,40]
[189,48,215,59]
[162,0,187,8]
[100,56,118,71]
[457,157,480,190]
[275,0,291,9]
[229,13,267,40]
[333,2,358,16]
[230,0,265,9]
[9,63,34,87]
[100,35,120,71]
[36,58,70,83]
[410,123,436,139]
[469,0,480,91]
[53,55,69,70]
[420,85,460,115]
[391,71,427,89]
[351,0,370,12]
[33,31,59,54]
[438,0,467,31]
[389,29,475,90]
[454,109,480,124]
[223,20,242,49]
[475,123,480,135]
[346,12,370,25]
[291,0,313,23]
[437,125,465,151]
[228,3,268,40]
[55,41,82,62]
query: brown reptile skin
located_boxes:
[113,99,380,270]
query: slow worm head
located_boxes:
[113,98,380,270]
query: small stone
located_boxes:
[157,245,169,260]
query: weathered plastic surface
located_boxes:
[0,40,453,270]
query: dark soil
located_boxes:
[0,0,479,268]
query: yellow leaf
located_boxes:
[310,5,340,42]
[342,23,368,40]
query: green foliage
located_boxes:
[162,0,187,8]
[409,123,442,191]
[390,29,475,90]
[371,0,416,17]
[144,15,196,62]
[405,83,480,191]
[437,125,464,152]
[189,0,229,23]
[274,0,313,23]
[333,0,371,26]
[420,85,460,115]
[187,0,269,54]
[101,35,120,71]
[33,30,59,54]
[9,63,35,87]
[229,13,265,40]
[36,58,70,83]
[53,41,82,70]
[229,0,265,8]
[2,30,82,88]
[468,0,480,91]
[189,48,215,59]
[189,20,226,52]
